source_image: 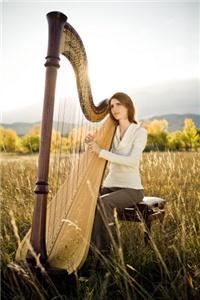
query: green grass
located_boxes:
[1,152,200,299]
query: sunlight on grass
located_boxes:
[1,151,200,299]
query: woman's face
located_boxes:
[110,98,128,121]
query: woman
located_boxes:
[85,92,147,256]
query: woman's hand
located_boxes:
[85,133,94,144]
[85,134,101,154]
[88,141,101,154]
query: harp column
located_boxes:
[26,11,67,265]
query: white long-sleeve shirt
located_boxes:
[99,123,147,189]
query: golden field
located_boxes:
[1,151,200,299]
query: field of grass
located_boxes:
[1,151,200,299]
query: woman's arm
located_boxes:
[99,128,147,168]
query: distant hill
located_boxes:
[0,113,200,135]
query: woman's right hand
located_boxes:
[85,134,101,154]
[85,134,94,144]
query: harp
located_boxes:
[16,11,116,274]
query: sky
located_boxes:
[1,1,199,123]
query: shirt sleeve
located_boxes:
[98,128,147,168]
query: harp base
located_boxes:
[3,261,78,299]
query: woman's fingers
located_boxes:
[87,141,94,150]
[85,134,101,154]
[85,134,94,144]
[86,141,101,154]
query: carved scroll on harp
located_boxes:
[15,11,116,274]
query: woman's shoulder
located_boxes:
[130,123,147,136]
[139,125,147,136]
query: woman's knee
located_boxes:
[97,196,115,221]
[98,194,112,210]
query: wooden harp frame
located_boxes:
[21,11,116,272]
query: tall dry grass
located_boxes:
[1,151,200,299]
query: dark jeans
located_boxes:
[91,187,144,254]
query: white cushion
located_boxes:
[140,196,166,206]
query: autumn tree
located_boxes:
[22,125,40,153]
[143,119,168,151]
[167,131,185,151]
[0,127,5,151]
[182,119,199,150]
[143,119,168,135]
[60,136,72,153]
[0,127,21,152]
[67,126,87,153]
[51,130,62,152]
[196,128,200,149]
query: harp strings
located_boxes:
[47,135,98,252]
[46,55,100,249]
[46,118,108,257]
[48,99,67,241]
[44,20,110,256]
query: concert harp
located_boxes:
[16,11,116,274]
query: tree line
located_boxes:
[0,118,199,153]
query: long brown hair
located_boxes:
[108,92,137,124]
